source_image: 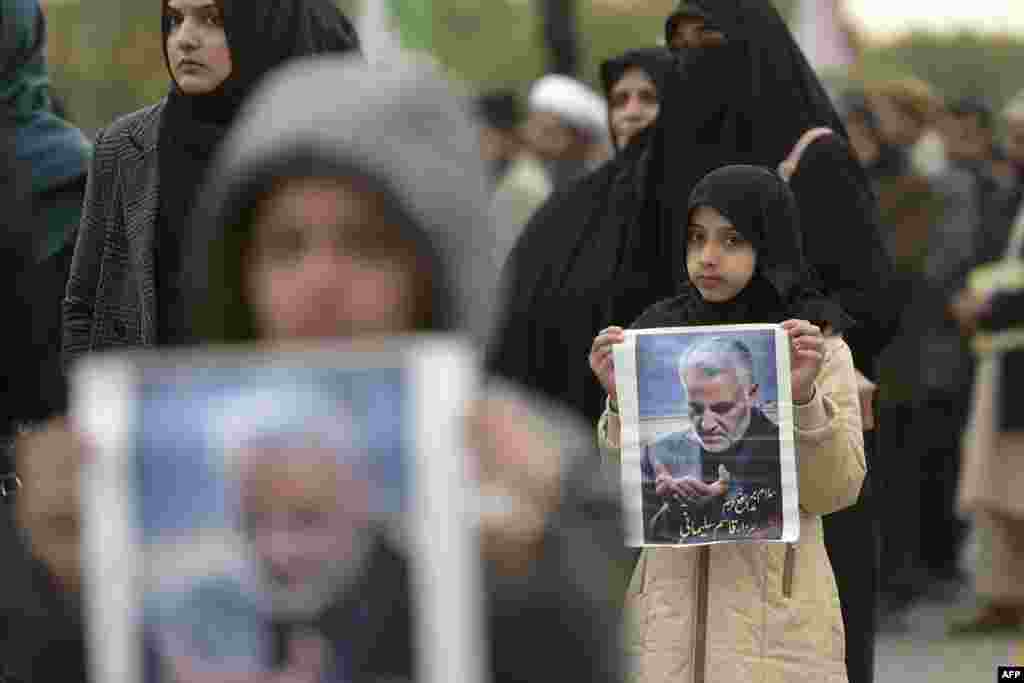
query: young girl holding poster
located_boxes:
[589,165,866,683]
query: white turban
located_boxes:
[528,74,609,139]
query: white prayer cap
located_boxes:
[528,74,609,139]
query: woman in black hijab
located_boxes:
[631,165,853,332]
[486,47,673,424]
[63,0,360,367]
[600,48,674,153]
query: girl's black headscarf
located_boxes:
[634,165,853,332]
[156,0,360,345]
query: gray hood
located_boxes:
[191,55,501,344]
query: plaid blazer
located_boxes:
[62,100,165,371]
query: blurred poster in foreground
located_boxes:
[73,339,483,683]
[613,324,799,547]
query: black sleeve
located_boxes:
[790,136,902,375]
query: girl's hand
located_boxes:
[782,319,825,405]
[589,327,626,402]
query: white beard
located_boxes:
[256,526,375,623]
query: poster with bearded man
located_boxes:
[613,325,799,546]
[73,342,483,683]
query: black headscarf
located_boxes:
[156,0,360,345]
[633,165,853,332]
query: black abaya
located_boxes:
[489,0,899,427]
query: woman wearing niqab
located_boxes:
[489,3,899,682]
[63,0,360,367]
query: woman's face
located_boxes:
[165,0,233,95]
[668,15,727,51]
[246,177,425,341]
[686,205,756,303]
[609,67,659,150]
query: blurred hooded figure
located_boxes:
[2,0,91,421]
[63,0,360,368]
[184,55,627,682]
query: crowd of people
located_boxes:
[1,0,1023,681]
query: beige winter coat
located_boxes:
[598,336,865,683]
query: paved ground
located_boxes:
[876,532,1023,683]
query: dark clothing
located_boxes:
[0,116,52,456]
[787,134,900,377]
[0,506,88,683]
[599,48,674,153]
[486,126,662,423]
[539,0,580,77]
[1,1,89,431]
[822,470,878,683]
[154,88,228,346]
[64,101,164,368]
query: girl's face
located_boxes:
[165,0,233,95]
[686,205,756,303]
[246,177,427,341]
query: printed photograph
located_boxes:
[133,365,414,683]
[621,327,796,546]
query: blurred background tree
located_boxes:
[40,0,1024,136]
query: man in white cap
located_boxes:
[525,74,611,189]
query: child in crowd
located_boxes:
[589,164,866,683]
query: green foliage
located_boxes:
[38,0,1024,135]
